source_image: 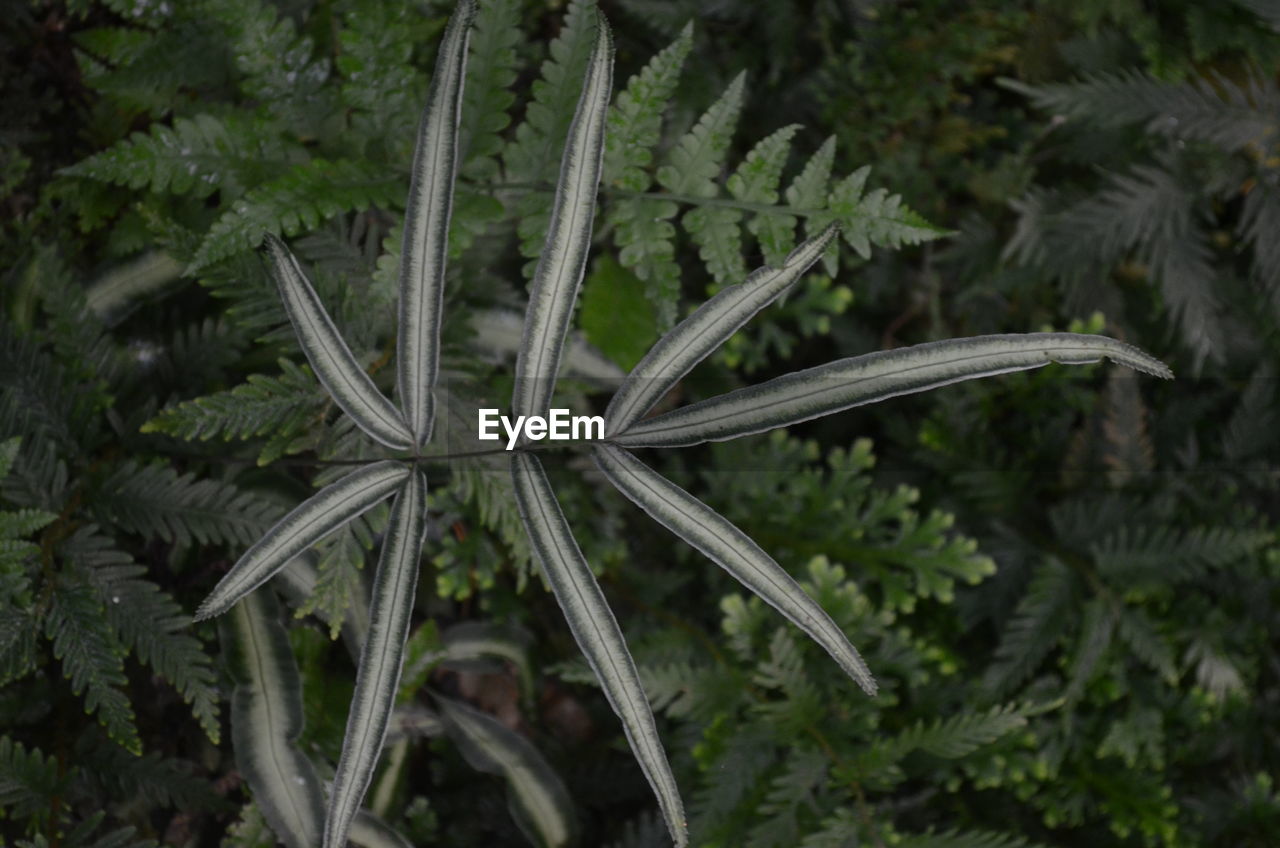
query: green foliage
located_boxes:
[139,359,327,465]
[62,114,303,200]
[9,0,1280,846]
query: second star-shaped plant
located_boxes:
[192,3,1174,846]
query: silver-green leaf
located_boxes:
[613,333,1174,448]
[512,14,614,420]
[261,233,413,450]
[510,452,686,847]
[195,461,409,620]
[437,694,577,848]
[604,224,838,434]
[324,469,428,848]
[350,811,416,848]
[397,0,476,448]
[220,590,325,848]
[593,443,876,694]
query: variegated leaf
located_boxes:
[593,443,876,694]
[262,234,413,449]
[397,0,477,448]
[437,694,577,848]
[604,224,838,433]
[195,461,409,620]
[220,590,325,848]
[512,14,613,420]
[510,452,686,846]
[613,333,1173,448]
[324,469,428,848]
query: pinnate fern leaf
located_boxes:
[61,114,299,200]
[505,0,600,270]
[45,581,139,753]
[459,0,521,177]
[604,22,694,191]
[95,460,277,547]
[657,72,746,197]
[188,159,402,273]
[729,124,802,266]
[603,22,694,326]
[141,359,325,464]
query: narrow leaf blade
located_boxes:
[604,224,837,433]
[220,590,326,848]
[397,0,477,447]
[512,14,614,420]
[437,694,578,848]
[195,461,408,620]
[593,444,876,694]
[614,333,1173,448]
[262,233,413,449]
[510,452,687,846]
[324,470,429,848]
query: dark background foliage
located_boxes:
[3,0,1279,846]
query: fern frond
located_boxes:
[600,23,695,324]
[1101,369,1154,485]
[0,736,65,824]
[78,742,221,811]
[188,159,403,273]
[1233,0,1280,28]
[689,726,776,839]
[503,0,598,185]
[141,359,326,464]
[1010,69,1280,152]
[797,808,859,848]
[1090,524,1267,585]
[604,22,694,192]
[293,511,381,639]
[459,0,521,177]
[1057,165,1224,360]
[983,558,1078,697]
[44,581,139,753]
[63,527,222,742]
[786,137,838,274]
[745,749,826,848]
[62,114,300,200]
[95,460,278,547]
[337,2,424,146]
[215,0,334,135]
[895,829,1045,848]
[504,0,598,270]
[660,72,748,287]
[610,197,682,328]
[1114,607,1176,683]
[74,23,225,115]
[1064,597,1115,700]
[657,71,746,197]
[869,703,1033,775]
[448,458,532,567]
[1239,178,1280,291]
[822,166,948,260]
[728,124,801,266]
[1221,362,1277,461]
